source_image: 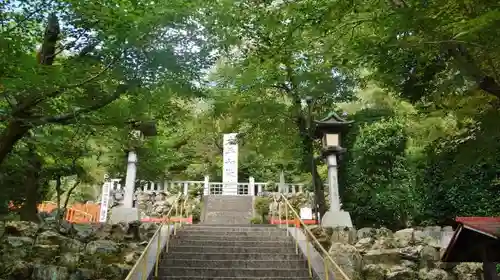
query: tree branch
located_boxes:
[36,82,137,125]
[15,59,117,113]
[447,43,500,98]
[63,179,81,210]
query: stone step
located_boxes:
[158,277,311,280]
[161,259,308,269]
[175,230,288,238]
[173,233,290,241]
[185,224,277,227]
[180,225,285,232]
[204,211,253,215]
[171,239,294,247]
[165,252,303,261]
[204,212,253,224]
[169,245,296,254]
[159,267,310,278]
[203,218,252,224]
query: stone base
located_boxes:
[109,207,140,224]
[321,210,353,228]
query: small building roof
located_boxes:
[313,111,353,138]
[441,217,500,263]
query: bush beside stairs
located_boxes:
[156,195,315,279]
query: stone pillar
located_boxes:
[279,171,286,193]
[326,154,340,211]
[163,180,169,193]
[123,150,137,208]
[321,152,352,228]
[257,184,263,195]
[183,182,189,195]
[249,177,255,196]
[203,175,210,195]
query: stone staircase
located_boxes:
[202,195,254,224]
[158,224,313,279]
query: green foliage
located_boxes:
[417,109,500,225]
[250,216,264,224]
[254,197,271,221]
[191,202,202,224]
[343,117,415,229]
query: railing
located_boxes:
[37,201,95,223]
[208,182,252,195]
[272,194,351,280]
[124,193,190,280]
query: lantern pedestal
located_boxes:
[321,210,353,228]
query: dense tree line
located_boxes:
[1,0,499,227]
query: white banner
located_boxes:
[99,175,112,222]
[222,133,238,190]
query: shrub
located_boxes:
[191,202,202,223]
[250,216,263,224]
[254,196,271,222]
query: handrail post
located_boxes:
[174,197,179,235]
[306,240,312,278]
[325,259,329,280]
[141,249,148,280]
[166,220,170,253]
[278,203,282,228]
[285,203,289,236]
[154,224,162,278]
[295,218,299,254]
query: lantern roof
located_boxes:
[313,111,353,138]
[132,120,157,137]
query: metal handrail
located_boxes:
[274,193,351,280]
[124,193,188,280]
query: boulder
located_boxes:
[4,221,39,237]
[385,265,418,280]
[85,239,120,255]
[7,260,33,279]
[58,252,80,270]
[362,264,387,280]
[32,244,60,260]
[354,237,373,252]
[418,268,452,280]
[328,242,362,279]
[364,248,401,266]
[36,230,83,253]
[72,224,96,242]
[394,228,415,247]
[32,264,69,280]
[452,263,482,280]
[2,236,34,260]
[330,227,357,245]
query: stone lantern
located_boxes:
[313,111,353,228]
[123,120,158,209]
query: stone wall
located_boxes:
[135,191,200,219]
[258,192,314,216]
[310,226,484,280]
[0,220,159,280]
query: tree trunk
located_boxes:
[19,143,42,222]
[0,120,30,166]
[296,114,327,217]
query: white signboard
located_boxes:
[99,176,112,222]
[223,133,238,195]
[300,207,313,220]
